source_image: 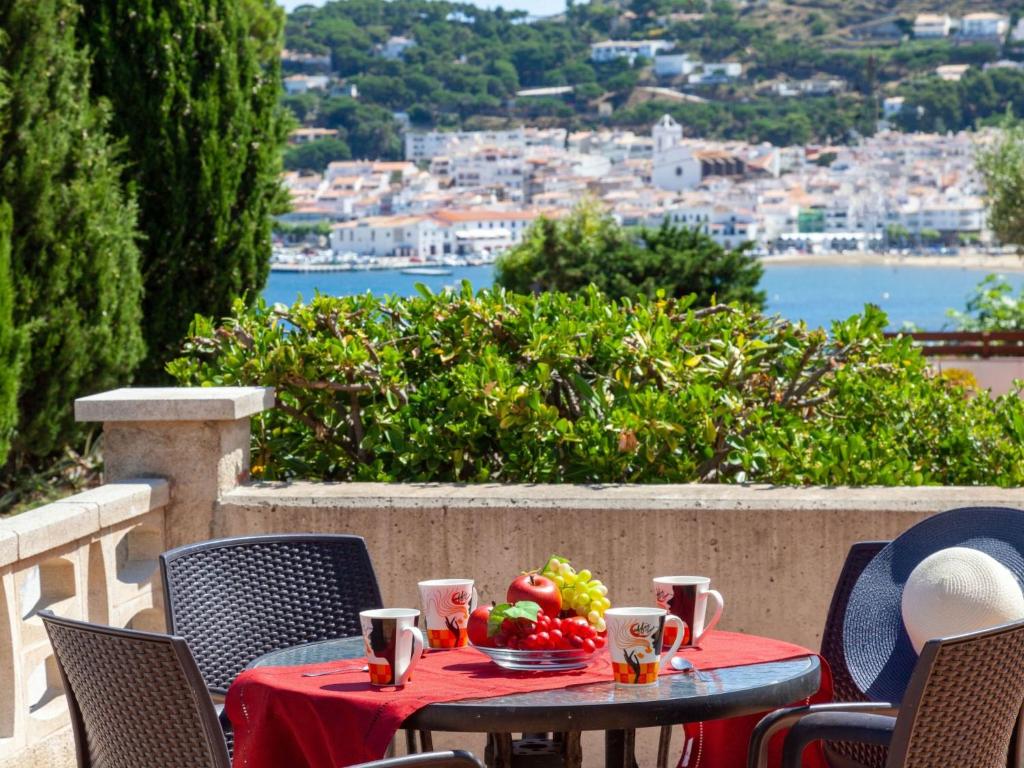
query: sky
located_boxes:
[278,0,567,14]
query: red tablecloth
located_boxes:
[227,631,832,768]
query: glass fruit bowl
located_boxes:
[471,643,595,671]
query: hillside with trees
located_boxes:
[282,0,1024,166]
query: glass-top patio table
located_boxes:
[248,636,821,768]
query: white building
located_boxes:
[936,64,971,82]
[405,128,526,162]
[654,53,696,78]
[330,209,544,259]
[381,36,416,60]
[288,128,339,145]
[650,115,701,191]
[283,74,330,94]
[882,96,906,119]
[280,49,332,70]
[687,63,742,85]
[913,13,953,38]
[590,40,673,65]
[959,12,1009,39]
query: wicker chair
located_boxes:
[749,618,1024,768]
[818,542,890,768]
[160,534,384,695]
[41,611,483,768]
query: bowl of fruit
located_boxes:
[467,556,611,671]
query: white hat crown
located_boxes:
[901,546,1024,653]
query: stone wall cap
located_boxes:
[75,387,275,422]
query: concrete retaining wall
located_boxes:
[217,482,1024,651]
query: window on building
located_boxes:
[676,167,683,176]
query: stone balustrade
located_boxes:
[1,385,1022,767]
[0,480,169,767]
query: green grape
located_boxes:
[576,569,592,582]
[574,593,591,609]
[592,583,608,596]
[551,575,564,588]
[587,609,601,625]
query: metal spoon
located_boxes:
[670,656,694,672]
[302,665,369,677]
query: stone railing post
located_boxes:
[74,387,274,548]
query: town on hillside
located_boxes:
[275,1,1024,269]
[278,116,990,268]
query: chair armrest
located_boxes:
[747,702,896,768]
[781,712,896,768]
[349,750,485,768]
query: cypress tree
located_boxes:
[80,0,289,378]
[0,202,19,467]
[0,0,144,464]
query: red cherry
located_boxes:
[582,638,596,653]
[550,629,563,644]
[593,635,606,649]
[494,634,508,648]
[524,633,540,650]
[569,635,584,648]
[507,635,521,650]
[501,618,516,635]
[550,617,563,632]
[536,631,551,649]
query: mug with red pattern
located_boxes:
[360,608,424,687]
[653,576,724,648]
[604,607,684,686]
[418,578,479,649]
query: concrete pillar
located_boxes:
[74,388,274,549]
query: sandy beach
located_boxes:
[761,251,1024,272]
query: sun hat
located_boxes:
[900,546,1024,653]
[843,506,1024,703]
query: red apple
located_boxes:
[468,604,495,647]
[507,573,561,618]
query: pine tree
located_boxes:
[80,0,289,378]
[0,202,19,467]
[0,0,145,463]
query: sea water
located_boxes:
[262,263,1024,330]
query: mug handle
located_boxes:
[399,626,424,686]
[662,615,686,661]
[696,589,724,643]
[470,586,479,612]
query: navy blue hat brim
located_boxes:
[843,507,1024,703]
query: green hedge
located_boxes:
[168,286,1024,487]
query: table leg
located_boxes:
[419,730,434,752]
[485,732,514,768]
[657,725,673,768]
[604,729,637,768]
[563,731,582,768]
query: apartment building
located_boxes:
[589,40,673,64]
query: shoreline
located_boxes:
[761,251,1024,272]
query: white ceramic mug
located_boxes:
[360,608,424,686]
[653,576,724,647]
[418,578,479,649]
[604,607,685,686]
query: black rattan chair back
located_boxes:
[887,619,1024,768]
[820,541,888,768]
[41,611,231,768]
[160,533,384,693]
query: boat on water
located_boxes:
[401,267,453,276]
